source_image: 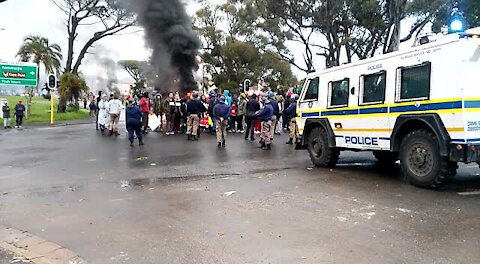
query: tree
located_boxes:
[118,60,143,83]
[51,0,135,74]
[118,60,147,96]
[16,35,63,116]
[58,72,89,112]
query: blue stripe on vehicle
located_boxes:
[302,112,320,118]
[359,107,389,114]
[321,109,359,116]
[451,138,480,143]
[335,135,344,138]
[379,137,391,141]
[303,100,480,118]
[464,101,480,109]
[389,101,463,113]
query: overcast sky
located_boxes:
[0,0,190,82]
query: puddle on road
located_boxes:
[120,173,242,189]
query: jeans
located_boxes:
[244,116,255,139]
[237,115,244,131]
[15,115,23,126]
[127,124,143,143]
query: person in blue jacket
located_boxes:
[284,94,299,145]
[223,90,232,107]
[207,90,218,135]
[213,96,230,148]
[255,95,274,150]
[125,99,144,147]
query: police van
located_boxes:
[297,32,480,189]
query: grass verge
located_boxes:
[3,96,90,124]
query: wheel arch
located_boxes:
[391,114,450,156]
[301,118,336,148]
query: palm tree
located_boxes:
[17,35,63,93]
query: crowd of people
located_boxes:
[93,88,301,149]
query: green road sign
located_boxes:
[0,62,38,87]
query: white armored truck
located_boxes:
[297,33,480,189]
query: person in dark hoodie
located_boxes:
[255,95,274,150]
[125,98,144,147]
[244,94,260,141]
[186,91,207,140]
[213,95,230,148]
[267,91,279,142]
[14,100,26,128]
[207,90,218,135]
[284,94,299,145]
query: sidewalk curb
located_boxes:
[0,226,86,264]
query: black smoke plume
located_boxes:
[134,0,200,93]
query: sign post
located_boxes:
[48,74,57,125]
[0,62,38,87]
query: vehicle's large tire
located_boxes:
[373,151,399,166]
[399,129,457,189]
[307,127,339,168]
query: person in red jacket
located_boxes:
[229,102,238,133]
[139,92,151,134]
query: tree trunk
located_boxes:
[58,96,67,113]
[65,17,78,73]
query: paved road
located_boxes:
[0,124,480,263]
[0,248,14,264]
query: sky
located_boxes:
[1,0,463,90]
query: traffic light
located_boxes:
[244,79,251,92]
[48,74,57,89]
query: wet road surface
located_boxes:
[1,125,480,263]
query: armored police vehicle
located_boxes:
[297,33,480,189]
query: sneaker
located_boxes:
[139,141,145,146]
[130,142,134,147]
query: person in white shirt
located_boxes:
[108,94,123,136]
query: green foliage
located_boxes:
[58,72,89,112]
[195,2,296,91]
[16,35,63,74]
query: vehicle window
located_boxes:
[303,77,319,100]
[361,71,386,104]
[397,62,431,101]
[330,79,349,107]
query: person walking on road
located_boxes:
[96,91,103,130]
[237,93,247,133]
[267,91,279,142]
[213,96,230,148]
[153,94,164,132]
[125,98,144,147]
[14,101,25,129]
[285,94,299,145]
[207,90,218,135]
[244,94,260,141]
[186,91,207,140]
[97,94,110,135]
[255,96,274,150]
[2,102,11,129]
[164,92,176,135]
[108,94,122,136]
[139,93,151,134]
